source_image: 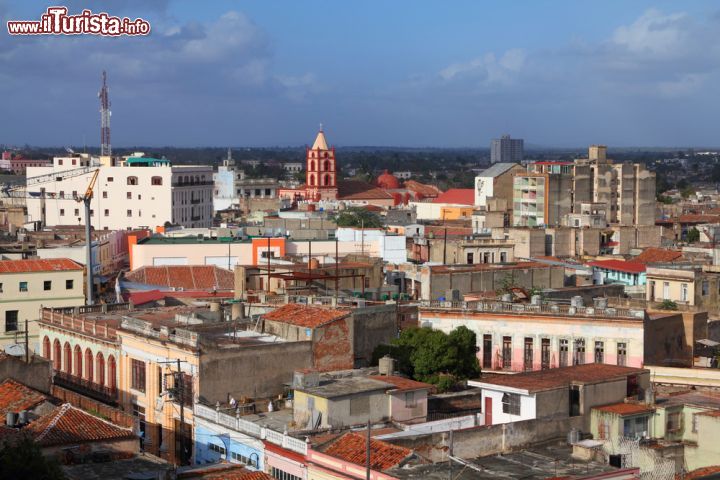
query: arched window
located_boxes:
[63,342,72,374]
[308,174,316,186]
[323,160,331,171]
[96,353,105,387]
[84,348,93,382]
[42,336,50,359]
[108,355,117,391]
[324,152,329,158]
[151,176,163,186]
[324,174,332,186]
[74,346,82,377]
[53,340,61,371]
[127,176,138,185]
[309,160,316,171]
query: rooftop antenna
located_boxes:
[99,70,111,157]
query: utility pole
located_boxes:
[159,359,189,466]
[448,429,454,480]
[24,319,29,363]
[443,227,448,265]
[335,236,339,302]
[266,235,271,293]
[366,419,371,480]
[360,219,365,256]
[84,195,94,305]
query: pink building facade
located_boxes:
[419,302,647,373]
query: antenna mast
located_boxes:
[99,71,111,156]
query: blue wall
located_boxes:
[194,423,263,470]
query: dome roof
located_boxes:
[376,170,401,189]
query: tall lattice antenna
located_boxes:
[99,70,111,156]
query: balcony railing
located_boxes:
[419,299,643,320]
[53,370,118,405]
[194,403,307,455]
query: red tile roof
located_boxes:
[587,260,646,274]
[125,265,234,290]
[126,289,235,306]
[0,379,51,415]
[634,248,683,264]
[26,403,136,446]
[179,465,273,480]
[338,180,394,200]
[594,403,655,416]
[676,214,720,224]
[403,180,441,198]
[476,364,647,393]
[369,375,432,392]
[680,466,720,480]
[323,431,412,471]
[0,258,83,273]
[262,303,350,328]
[432,189,475,205]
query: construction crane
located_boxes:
[77,169,100,305]
[2,165,101,305]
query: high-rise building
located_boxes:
[512,145,655,227]
[491,135,524,164]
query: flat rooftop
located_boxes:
[470,364,648,394]
[387,443,618,479]
[295,376,391,399]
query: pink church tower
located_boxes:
[305,125,338,201]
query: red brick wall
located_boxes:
[313,317,353,371]
[51,385,135,429]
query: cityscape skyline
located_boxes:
[2,1,720,148]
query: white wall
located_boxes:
[473,386,536,425]
[27,162,213,230]
[474,175,495,207]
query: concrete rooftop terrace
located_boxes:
[387,442,619,479]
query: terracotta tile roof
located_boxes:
[680,466,720,479]
[125,265,234,290]
[368,375,432,392]
[403,180,442,198]
[0,379,51,414]
[634,248,683,264]
[323,431,412,471]
[179,465,273,480]
[432,189,475,205]
[594,403,655,416]
[0,258,83,273]
[126,289,234,306]
[676,214,720,224]
[475,364,647,393]
[587,260,646,274]
[262,303,350,328]
[26,403,136,446]
[338,180,394,200]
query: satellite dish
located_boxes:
[4,344,25,357]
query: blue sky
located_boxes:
[1,1,719,147]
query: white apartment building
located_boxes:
[26,154,213,230]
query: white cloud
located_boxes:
[439,49,526,86]
[611,9,689,57]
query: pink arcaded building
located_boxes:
[418,298,706,372]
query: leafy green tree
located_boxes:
[374,326,480,391]
[333,208,383,229]
[687,227,700,243]
[0,436,66,479]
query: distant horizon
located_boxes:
[2,143,718,152]
[3,1,720,147]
